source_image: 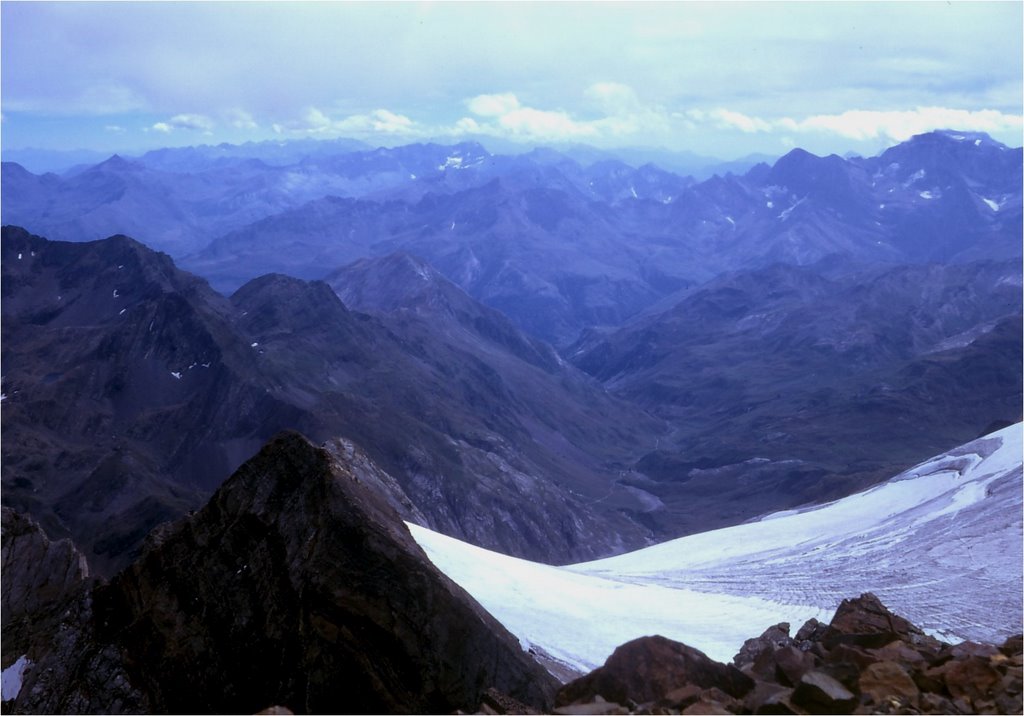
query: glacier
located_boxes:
[410,423,1023,674]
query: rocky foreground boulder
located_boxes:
[2,431,557,714]
[554,593,1023,715]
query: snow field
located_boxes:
[410,424,1022,673]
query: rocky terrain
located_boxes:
[1,226,660,573]
[553,593,1023,715]
[3,434,1019,715]
[568,258,1023,533]
[1,431,558,714]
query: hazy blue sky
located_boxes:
[2,1,1022,159]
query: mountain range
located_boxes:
[1,129,1021,713]
[2,129,1021,575]
[6,131,1018,347]
[1,226,663,574]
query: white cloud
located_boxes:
[458,85,671,143]
[333,108,415,134]
[104,124,126,133]
[278,107,417,137]
[585,82,639,113]
[453,116,482,133]
[163,113,215,132]
[708,108,772,133]
[466,92,521,117]
[684,106,1024,143]
[150,122,172,133]
[790,107,1024,142]
[496,106,599,139]
[226,108,258,130]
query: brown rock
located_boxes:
[872,640,929,669]
[824,644,878,671]
[819,661,863,695]
[945,640,1000,660]
[480,686,537,715]
[824,593,924,650]
[942,656,1001,705]
[735,623,793,668]
[858,661,919,708]
[999,634,1023,658]
[655,684,703,710]
[773,645,815,687]
[556,635,755,708]
[916,662,952,694]
[994,684,1023,716]
[744,682,797,715]
[795,618,829,645]
[918,692,959,714]
[791,670,857,714]
[681,702,732,715]
[553,699,629,715]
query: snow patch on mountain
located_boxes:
[2,656,30,701]
[411,424,1022,671]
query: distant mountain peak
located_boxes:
[94,153,142,171]
[906,129,1006,149]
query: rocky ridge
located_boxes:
[552,593,1023,715]
[2,431,557,714]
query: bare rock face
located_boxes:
[10,432,557,714]
[553,593,1023,715]
[1,507,90,666]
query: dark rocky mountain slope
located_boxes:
[2,226,659,574]
[569,258,1023,536]
[3,431,558,714]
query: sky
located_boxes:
[2,1,1022,160]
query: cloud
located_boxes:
[226,109,257,130]
[496,106,598,139]
[707,109,772,134]
[277,107,417,137]
[787,107,1024,142]
[459,85,671,143]
[465,93,520,117]
[585,82,639,114]
[167,113,214,132]
[104,124,126,133]
[148,113,215,133]
[332,109,415,134]
[685,106,1024,143]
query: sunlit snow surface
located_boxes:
[410,424,1023,673]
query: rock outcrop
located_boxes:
[1,507,91,667]
[7,431,558,714]
[553,593,1023,715]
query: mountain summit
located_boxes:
[4,431,558,713]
